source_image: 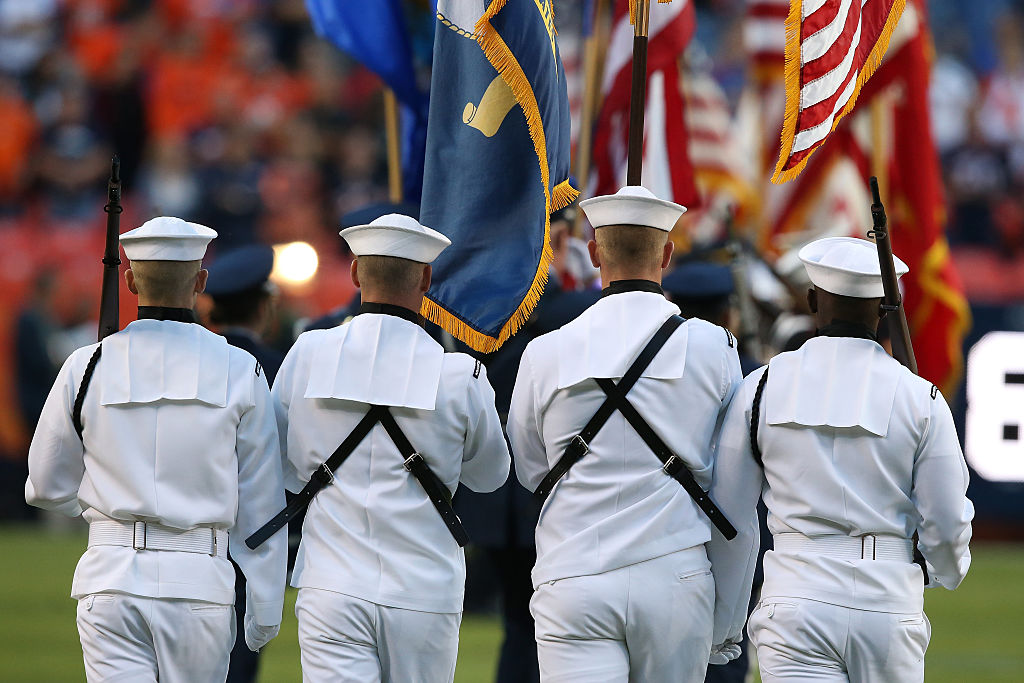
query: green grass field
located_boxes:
[1,525,1021,682]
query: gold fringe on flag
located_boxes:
[772,0,906,184]
[420,0,577,353]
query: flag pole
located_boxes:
[383,87,403,202]
[625,0,651,185]
[574,0,608,235]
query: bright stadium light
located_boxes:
[271,241,319,286]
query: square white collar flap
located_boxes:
[303,314,445,410]
[100,320,229,407]
[764,336,901,437]
[555,292,687,391]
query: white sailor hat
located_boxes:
[798,236,909,298]
[578,185,687,232]
[119,216,217,262]
[340,213,451,264]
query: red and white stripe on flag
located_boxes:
[592,0,697,205]
[771,0,906,184]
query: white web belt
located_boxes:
[88,520,228,558]
[773,533,914,562]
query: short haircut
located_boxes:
[130,260,201,302]
[817,287,883,322]
[594,225,667,271]
[357,255,426,295]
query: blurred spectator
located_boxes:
[138,136,201,218]
[197,124,264,248]
[930,52,978,154]
[34,85,110,222]
[0,0,58,78]
[0,75,35,213]
[977,12,1024,150]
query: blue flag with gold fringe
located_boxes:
[420,0,576,353]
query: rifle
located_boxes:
[867,176,928,581]
[97,156,123,341]
[868,176,917,373]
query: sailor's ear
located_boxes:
[195,269,208,294]
[125,268,138,295]
[587,239,600,268]
[350,258,361,289]
[661,239,674,270]
[420,264,432,294]
[807,288,817,314]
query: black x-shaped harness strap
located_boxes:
[532,315,737,540]
[246,405,468,550]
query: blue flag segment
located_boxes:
[306,0,433,200]
[421,0,577,352]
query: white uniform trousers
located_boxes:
[749,598,931,683]
[296,587,462,683]
[530,546,714,683]
[76,592,235,683]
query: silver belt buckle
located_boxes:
[662,454,680,474]
[210,529,218,557]
[861,534,877,560]
[132,521,147,551]
[570,435,589,456]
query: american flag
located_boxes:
[591,0,698,206]
[772,0,906,184]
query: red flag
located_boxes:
[850,3,969,394]
[591,0,698,205]
[772,0,906,184]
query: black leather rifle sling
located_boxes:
[246,404,468,550]
[531,315,736,540]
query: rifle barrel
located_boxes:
[97,156,123,341]
[868,176,917,374]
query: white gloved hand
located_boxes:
[709,641,742,665]
[244,614,280,652]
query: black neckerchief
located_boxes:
[816,320,879,342]
[357,302,423,327]
[601,279,664,298]
[137,306,198,324]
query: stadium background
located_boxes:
[1,0,1023,680]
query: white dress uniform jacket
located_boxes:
[273,311,510,614]
[708,335,974,647]
[508,290,742,588]
[25,319,287,624]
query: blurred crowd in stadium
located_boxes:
[0,0,1022,503]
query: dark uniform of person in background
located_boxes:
[204,244,285,683]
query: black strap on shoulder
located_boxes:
[532,315,684,503]
[749,367,770,468]
[377,408,470,547]
[245,405,386,550]
[594,377,736,539]
[72,345,104,441]
[245,404,469,550]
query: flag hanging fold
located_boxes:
[592,0,697,205]
[771,0,906,184]
[420,0,576,353]
[306,0,432,199]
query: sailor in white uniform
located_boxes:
[708,236,974,683]
[508,186,745,682]
[25,217,287,683]
[272,214,510,683]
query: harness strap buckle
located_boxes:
[569,434,589,456]
[312,462,335,486]
[662,454,682,475]
[403,453,424,472]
